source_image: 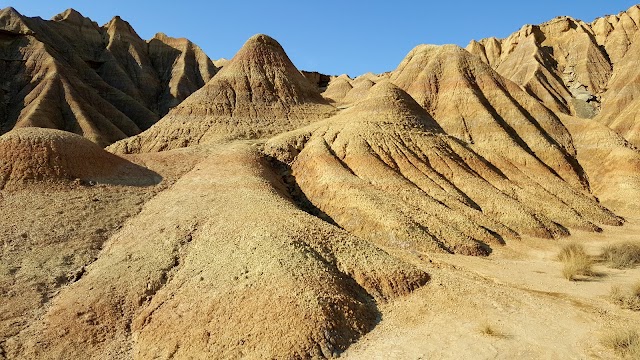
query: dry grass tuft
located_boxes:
[557,243,594,281]
[478,321,506,338]
[610,282,640,311]
[601,327,640,358]
[602,242,640,269]
[557,242,588,262]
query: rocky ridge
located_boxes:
[109,34,335,153]
[0,7,216,147]
[1,4,640,360]
[466,5,640,147]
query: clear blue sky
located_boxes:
[4,1,639,76]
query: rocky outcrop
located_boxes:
[467,5,640,147]
[467,17,611,118]
[302,70,332,91]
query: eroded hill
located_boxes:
[0,7,216,147]
[467,5,640,148]
[1,5,640,360]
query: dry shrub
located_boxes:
[601,327,640,358]
[610,282,640,311]
[557,243,594,281]
[478,321,506,338]
[602,242,640,269]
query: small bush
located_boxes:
[602,242,640,269]
[601,327,640,358]
[557,243,594,281]
[610,282,640,311]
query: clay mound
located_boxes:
[0,7,215,146]
[0,128,159,189]
[266,81,621,256]
[322,74,353,103]
[109,34,335,153]
[212,57,229,68]
[595,30,640,147]
[591,7,640,147]
[390,44,621,231]
[599,98,640,148]
[322,72,392,106]
[173,34,331,118]
[341,77,377,104]
[391,44,579,178]
[591,5,640,65]
[468,30,573,115]
[10,144,428,359]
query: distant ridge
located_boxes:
[467,4,640,147]
[0,7,216,146]
[109,34,335,153]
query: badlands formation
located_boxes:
[0,7,216,147]
[0,5,639,360]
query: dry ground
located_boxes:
[1,141,638,359]
[343,215,640,359]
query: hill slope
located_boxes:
[109,34,335,153]
[0,7,216,146]
[467,5,640,147]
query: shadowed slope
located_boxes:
[149,32,217,115]
[0,7,216,146]
[109,34,335,153]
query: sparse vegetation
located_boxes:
[601,242,640,269]
[557,243,594,281]
[601,327,640,358]
[610,282,640,311]
[478,322,506,338]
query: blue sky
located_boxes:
[4,1,639,76]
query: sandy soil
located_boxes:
[0,140,637,359]
[343,216,640,359]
